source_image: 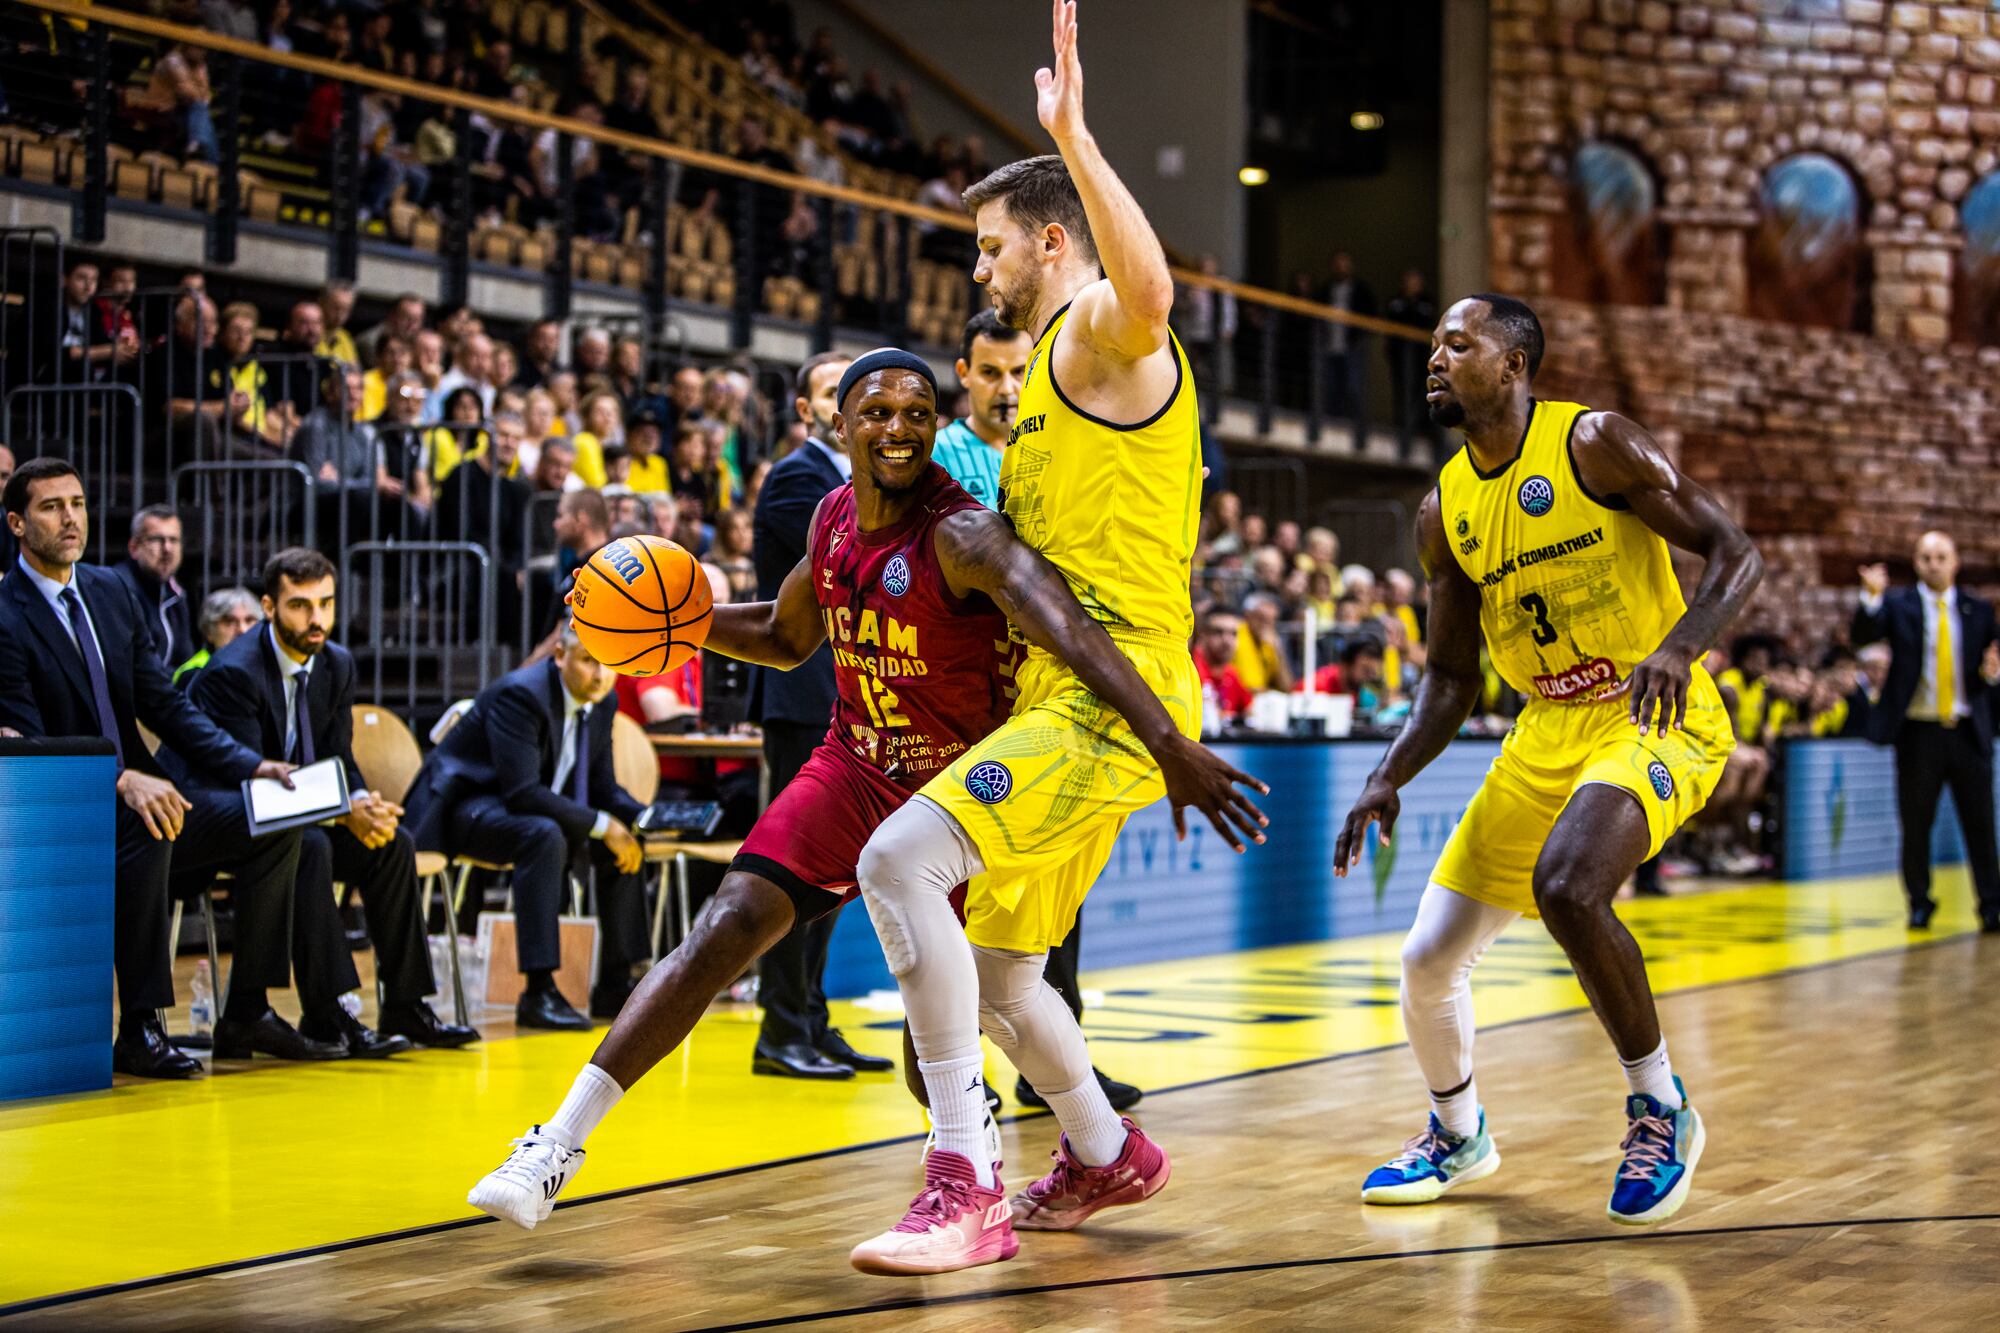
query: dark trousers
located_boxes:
[1896,721,2000,919]
[134,786,304,1009]
[450,794,646,983]
[1042,918,1085,1022]
[291,825,435,1016]
[757,720,836,1048]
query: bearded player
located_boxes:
[465,349,1259,1234]
[846,0,1269,1276]
[1334,295,1762,1226]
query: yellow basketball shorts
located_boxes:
[1430,667,1734,918]
[918,635,1201,956]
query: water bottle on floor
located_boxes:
[189,959,214,1039]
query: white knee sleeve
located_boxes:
[1399,883,1520,1094]
[857,795,984,979]
[973,943,1093,1096]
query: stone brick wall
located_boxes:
[1488,0,2000,648]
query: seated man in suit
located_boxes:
[0,458,307,1077]
[1855,535,2000,931]
[186,547,480,1054]
[402,627,647,1029]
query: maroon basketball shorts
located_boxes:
[733,741,964,924]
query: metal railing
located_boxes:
[169,459,315,594]
[339,541,497,729]
[3,382,145,565]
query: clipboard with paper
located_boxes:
[241,757,353,836]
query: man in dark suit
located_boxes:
[743,351,891,1081]
[185,547,478,1054]
[402,629,648,1029]
[1853,532,2000,931]
[0,459,305,1078]
[112,504,195,672]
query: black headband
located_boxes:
[836,347,938,413]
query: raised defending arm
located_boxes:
[1036,0,1174,361]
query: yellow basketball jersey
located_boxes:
[1437,399,1688,706]
[999,304,1203,641]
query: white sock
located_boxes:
[1044,1079,1129,1167]
[919,1055,995,1187]
[1619,1039,1681,1110]
[545,1062,624,1151]
[1430,1078,1480,1139]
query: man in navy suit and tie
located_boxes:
[0,459,304,1078]
[742,351,895,1082]
[402,628,648,1030]
[185,547,479,1054]
[1854,531,2000,932]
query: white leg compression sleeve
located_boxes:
[1400,883,1520,1100]
[973,944,1126,1166]
[858,796,991,1177]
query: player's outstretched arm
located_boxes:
[1572,411,1764,736]
[1334,491,1484,878]
[934,508,1269,852]
[1037,0,1173,361]
[703,555,827,670]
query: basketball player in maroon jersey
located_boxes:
[468,348,1263,1234]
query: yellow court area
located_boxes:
[0,870,1985,1315]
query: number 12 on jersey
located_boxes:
[855,674,911,728]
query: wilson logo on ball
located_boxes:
[964,761,1012,804]
[604,541,646,584]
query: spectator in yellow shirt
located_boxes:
[1233,591,1294,693]
[567,389,622,490]
[359,332,412,422]
[623,408,672,495]
[315,280,359,366]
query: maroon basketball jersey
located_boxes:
[808,465,1020,788]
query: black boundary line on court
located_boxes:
[0,927,1980,1320]
[678,1211,2000,1332]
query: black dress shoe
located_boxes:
[751,1041,853,1079]
[213,1008,348,1060]
[112,1015,202,1079]
[1982,916,2000,935]
[516,987,593,1031]
[301,1010,413,1059]
[589,980,638,1020]
[815,1027,894,1072]
[1015,1067,1142,1113]
[378,999,480,1048]
[1909,903,1936,929]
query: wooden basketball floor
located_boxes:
[3,871,1996,1329]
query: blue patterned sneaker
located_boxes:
[1360,1110,1501,1205]
[1607,1076,1705,1226]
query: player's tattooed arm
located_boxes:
[1573,411,1765,735]
[704,554,827,669]
[935,508,1269,852]
[1335,489,1484,877]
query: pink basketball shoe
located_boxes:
[1009,1119,1171,1231]
[849,1150,1018,1276]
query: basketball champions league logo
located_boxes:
[1518,476,1555,517]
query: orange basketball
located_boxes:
[568,534,713,676]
